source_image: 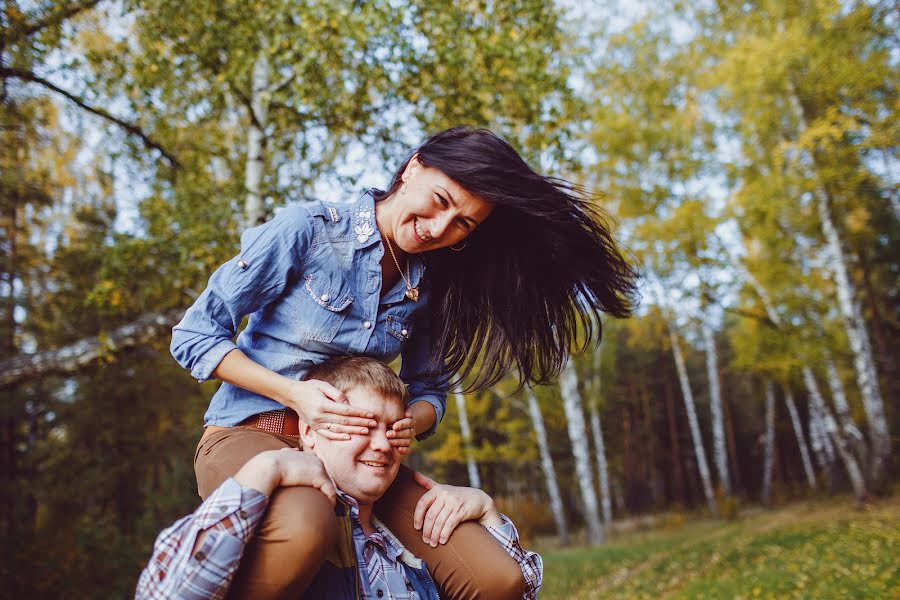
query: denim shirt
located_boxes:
[170,191,448,438]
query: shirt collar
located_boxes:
[336,488,403,558]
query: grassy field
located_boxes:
[537,495,898,599]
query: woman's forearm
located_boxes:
[410,401,437,436]
[211,349,295,406]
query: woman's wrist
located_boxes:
[409,401,437,436]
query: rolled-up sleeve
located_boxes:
[400,303,450,440]
[171,205,315,382]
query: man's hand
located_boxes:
[234,448,336,504]
[412,472,502,547]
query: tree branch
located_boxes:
[0,66,181,169]
[0,308,186,389]
[3,0,105,46]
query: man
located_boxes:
[136,357,542,599]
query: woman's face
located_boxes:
[382,156,494,254]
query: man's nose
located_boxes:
[370,430,392,452]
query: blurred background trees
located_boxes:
[1,0,896,596]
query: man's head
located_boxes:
[300,357,408,505]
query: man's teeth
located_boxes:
[361,461,388,467]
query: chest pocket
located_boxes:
[290,271,354,343]
[382,314,413,356]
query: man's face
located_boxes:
[305,386,405,505]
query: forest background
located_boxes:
[1,0,897,597]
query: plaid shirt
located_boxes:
[136,481,542,600]
[135,478,268,600]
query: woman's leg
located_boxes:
[374,466,526,600]
[194,427,338,600]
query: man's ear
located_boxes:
[299,421,316,450]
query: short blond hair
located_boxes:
[305,356,408,407]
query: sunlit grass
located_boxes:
[539,496,899,599]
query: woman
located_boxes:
[171,126,639,599]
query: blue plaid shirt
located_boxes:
[170,191,449,438]
[135,480,543,600]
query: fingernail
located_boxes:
[430,541,438,548]
[440,538,447,544]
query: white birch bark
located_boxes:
[560,358,605,544]
[669,327,718,515]
[761,380,776,505]
[803,367,868,500]
[588,401,612,525]
[453,391,480,489]
[783,387,816,490]
[244,49,272,229]
[824,358,868,466]
[525,388,568,545]
[589,345,613,525]
[789,87,890,482]
[816,194,889,482]
[702,322,731,496]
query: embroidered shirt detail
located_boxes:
[355,209,375,243]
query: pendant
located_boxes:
[405,287,420,302]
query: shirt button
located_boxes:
[239,510,248,519]
[320,294,330,302]
[194,550,206,561]
[237,260,248,269]
[363,321,372,329]
[376,590,384,598]
[401,329,408,336]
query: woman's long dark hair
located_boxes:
[375,126,640,391]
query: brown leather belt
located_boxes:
[241,408,300,436]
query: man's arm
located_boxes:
[135,449,334,600]
[411,472,544,600]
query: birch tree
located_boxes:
[669,326,718,515]
[783,387,816,490]
[453,391,481,489]
[703,322,730,496]
[524,387,568,545]
[560,358,604,544]
[802,367,867,501]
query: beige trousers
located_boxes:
[194,427,525,600]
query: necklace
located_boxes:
[380,230,419,302]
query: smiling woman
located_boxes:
[171,125,639,599]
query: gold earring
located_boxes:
[450,240,467,252]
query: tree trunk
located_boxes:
[244,49,271,229]
[761,380,776,506]
[791,87,890,482]
[722,386,743,494]
[703,322,730,496]
[453,391,481,488]
[588,401,612,524]
[560,358,604,544]
[824,358,868,468]
[783,387,816,490]
[803,367,868,501]
[524,388,568,545]
[589,345,612,524]
[669,327,718,515]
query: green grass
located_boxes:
[538,496,899,599]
